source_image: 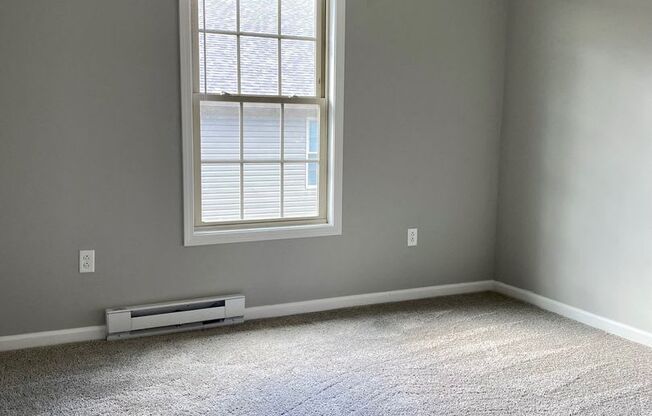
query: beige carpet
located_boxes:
[1,292,651,415]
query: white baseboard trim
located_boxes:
[3,280,649,352]
[0,325,106,352]
[494,282,652,348]
[245,280,495,320]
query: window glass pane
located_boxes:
[195,0,325,224]
[244,163,281,219]
[201,164,241,222]
[284,162,319,217]
[281,0,315,37]
[200,102,240,161]
[283,104,319,160]
[199,0,237,31]
[281,39,316,96]
[308,120,318,155]
[240,36,279,95]
[244,103,281,160]
[199,33,238,94]
[307,162,318,186]
[240,0,278,34]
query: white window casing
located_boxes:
[180,0,344,245]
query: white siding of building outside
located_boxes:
[200,103,319,223]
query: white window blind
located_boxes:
[193,0,327,227]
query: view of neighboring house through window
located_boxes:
[193,0,327,226]
[306,118,318,188]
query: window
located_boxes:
[180,0,344,245]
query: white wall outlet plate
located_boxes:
[407,228,418,247]
[79,250,95,273]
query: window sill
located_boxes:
[184,221,341,246]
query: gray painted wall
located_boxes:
[497,0,652,333]
[0,0,506,335]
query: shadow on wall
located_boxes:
[497,0,652,331]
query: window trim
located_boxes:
[180,0,344,245]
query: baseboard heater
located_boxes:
[105,294,245,340]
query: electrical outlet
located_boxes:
[407,228,418,247]
[79,250,95,273]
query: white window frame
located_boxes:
[179,0,344,246]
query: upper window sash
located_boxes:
[192,0,326,99]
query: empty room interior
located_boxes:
[1,0,652,414]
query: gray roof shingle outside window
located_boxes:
[199,0,317,96]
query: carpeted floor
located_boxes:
[0,292,651,415]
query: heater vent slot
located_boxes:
[130,300,226,318]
